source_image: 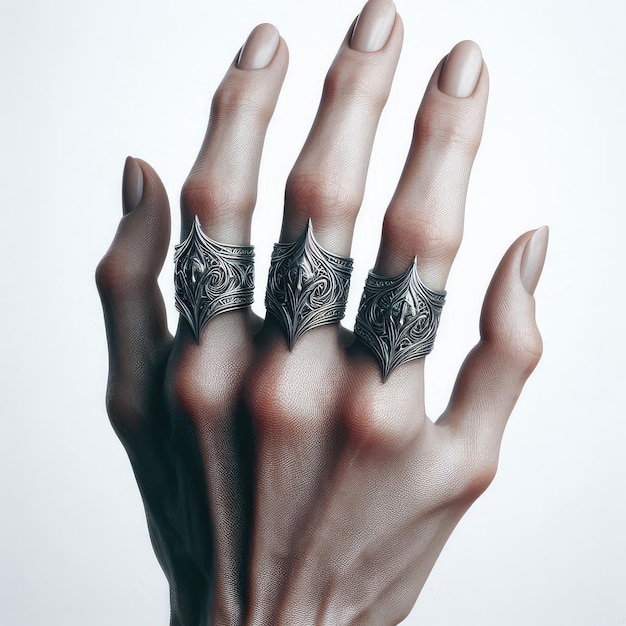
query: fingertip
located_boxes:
[111,156,171,265]
[122,156,143,215]
[237,23,281,70]
[131,158,171,216]
[479,229,545,355]
[349,0,397,53]
[271,34,290,73]
[520,226,549,295]
[438,40,483,98]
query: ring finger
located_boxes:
[354,41,488,389]
[376,40,488,287]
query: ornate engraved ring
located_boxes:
[174,215,254,342]
[265,220,353,348]
[354,259,446,380]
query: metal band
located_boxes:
[354,259,446,380]
[265,219,353,348]
[174,215,254,342]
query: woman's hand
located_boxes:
[96,1,547,624]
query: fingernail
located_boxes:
[237,23,280,70]
[122,156,143,215]
[439,40,483,97]
[350,0,396,53]
[520,226,549,295]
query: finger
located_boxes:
[374,40,488,290]
[282,0,402,256]
[439,227,549,450]
[180,23,288,245]
[352,41,486,386]
[95,157,172,430]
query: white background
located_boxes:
[1,0,625,624]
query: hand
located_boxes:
[96,0,547,624]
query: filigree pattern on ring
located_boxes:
[174,215,254,342]
[354,259,446,380]
[265,219,353,348]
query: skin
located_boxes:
[96,2,547,624]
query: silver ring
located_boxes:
[354,259,446,380]
[174,215,254,342]
[265,219,353,347]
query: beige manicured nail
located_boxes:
[122,156,143,215]
[237,23,280,70]
[350,0,396,53]
[520,226,549,294]
[439,40,483,97]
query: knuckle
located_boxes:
[211,81,266,121]
[414,107,482,155]
[414,218,462,260]
[105,384,148,438]
[323,63,388,111]
[245,364,302,435]
[180,179,255,220]
[510,327,544,377]
[167,359,218,423]
[167,346,249,426]
[244,357,330,436]
[245,380,291,435]
[342,390,421,450]
[383,212,462,261]
[431,438,500,504]
[456,453,499,502]
[486,324,543,379]
[95,251,153,298]
[286,171,359,219]
[95,254,117,295]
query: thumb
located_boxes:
[440,227,548,450]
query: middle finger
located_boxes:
[281,0,402,257]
